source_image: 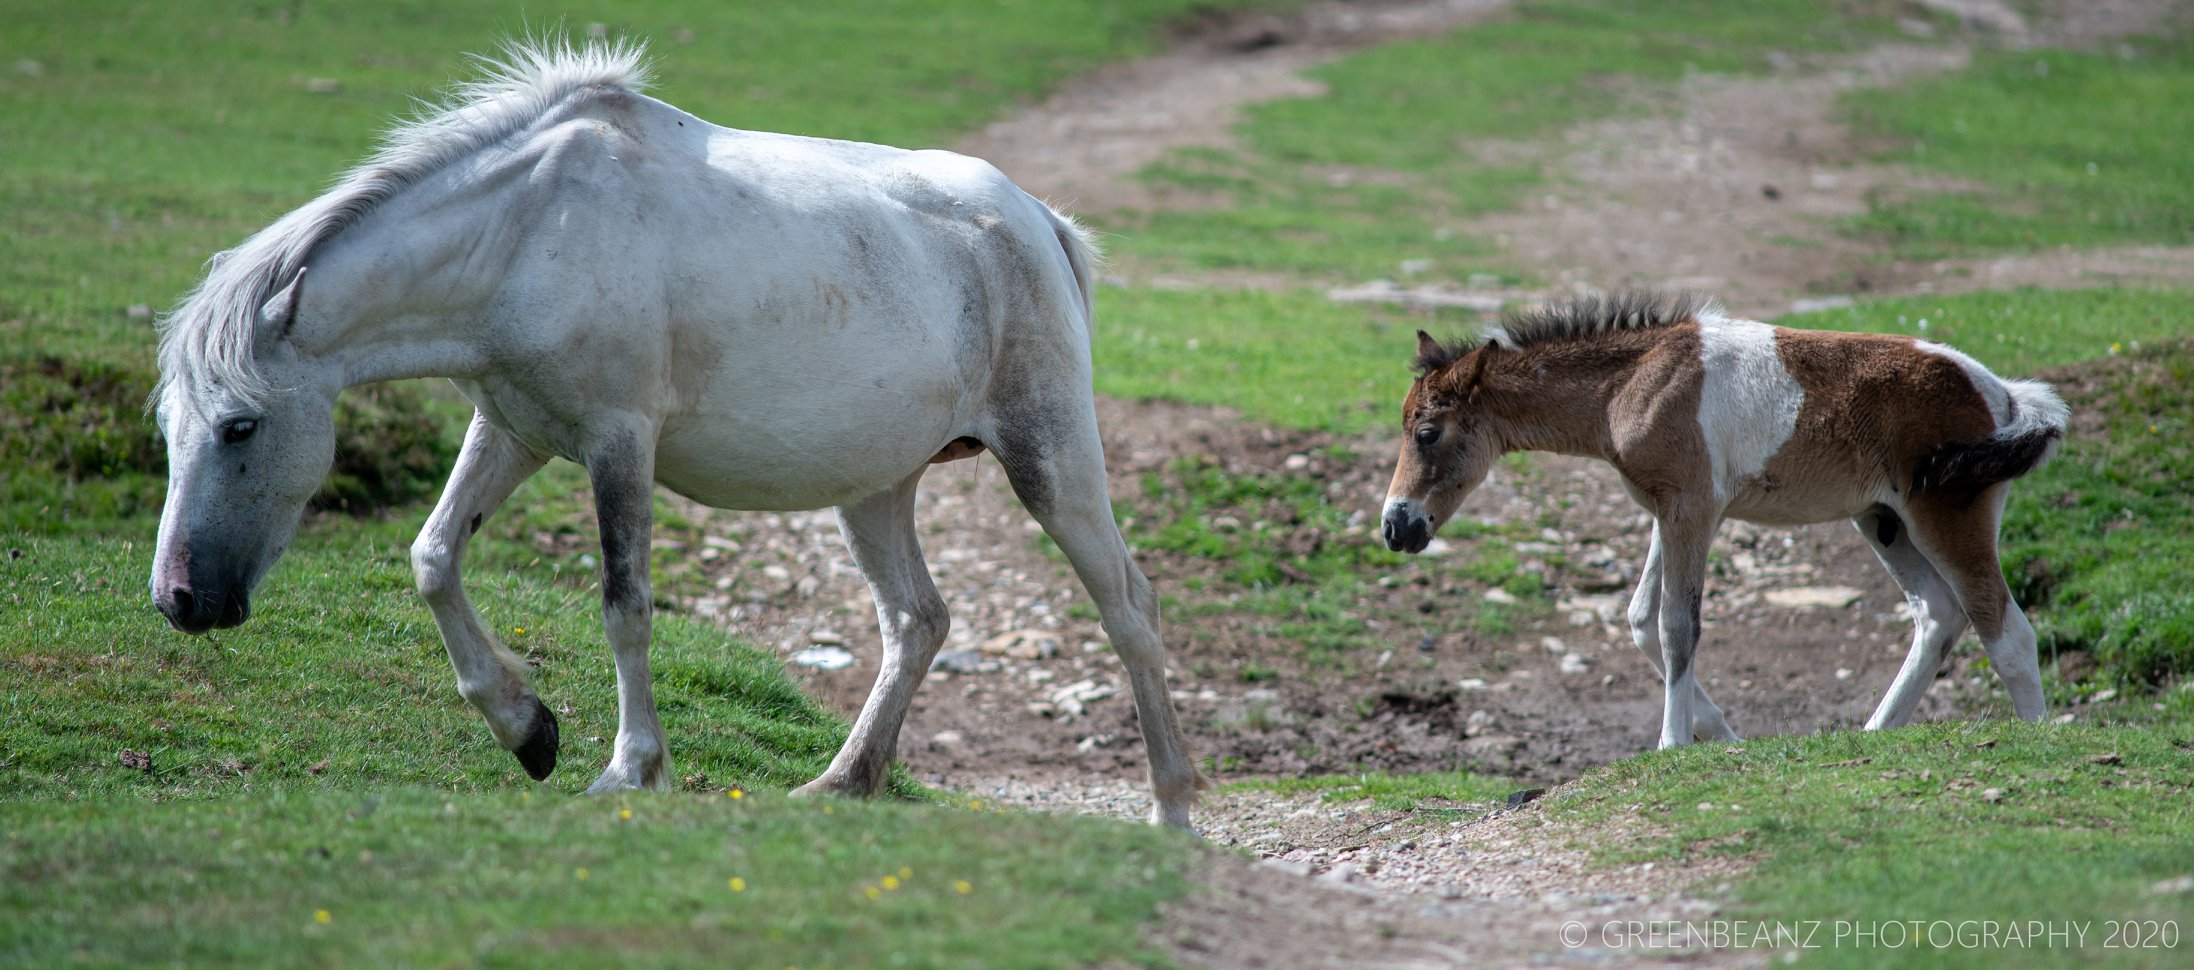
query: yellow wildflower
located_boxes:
[881,876,900,891]
[729,877,747,892]
[314,909,331,924]
[953,880,973,895]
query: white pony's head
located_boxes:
[150,270,338,633]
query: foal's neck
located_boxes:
[1476,338,1647,460]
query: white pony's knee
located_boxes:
[410,536,457,601]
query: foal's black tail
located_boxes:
[1912,378,2069,494]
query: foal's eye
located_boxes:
[222,419,258,445]
[1414,426,1441,447]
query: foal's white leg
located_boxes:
[992,418,1205,830]
[1856,507,1969,730]
[411,413,555,778]
[793,469,950,799]
[1653,513,1717,749]
[582,421,671,793]
[1627,525,1739,742]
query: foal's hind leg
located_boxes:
[412,413,555,778]
[1627,524,1739,741]
[988,412,1206,830]
[1902,485,2046,721]
[1855,506,1969,730]
[793,469,950,800]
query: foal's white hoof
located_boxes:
[583,758,669,795]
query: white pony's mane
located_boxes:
[154,37,652,405]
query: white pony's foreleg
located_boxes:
[1627,524,1739,742]
[1653,511,1717,749]
[582,421,672,793]
[411,412,555,778]
[1856,507,1969,729]
[795,469,950,799]
[992,416,1206,830]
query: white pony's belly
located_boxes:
[651,417,952,511]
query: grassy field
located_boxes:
[1844,29,2194,257]
[8,0,2194,965]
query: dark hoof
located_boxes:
[514,698,559,781]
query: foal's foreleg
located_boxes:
[412,413,553,778]
[582,422,671,793]
[1627,525,1738,742]
[1652,514,1717,749]
[794,470,950,800]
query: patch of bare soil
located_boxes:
[957,0,1515,215]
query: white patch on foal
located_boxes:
[1694,315,1803,504]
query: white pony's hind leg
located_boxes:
[411,413,554,778]
[795,469,950,799]
[1627,524,1739,742]
[989,411,1207,830]
[1856,507,1968,730]
[582,421,672,793]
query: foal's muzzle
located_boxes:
[1381,500,1433,554]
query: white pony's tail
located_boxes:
[1046,207,1102,327]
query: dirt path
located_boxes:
[629,2,2188,965]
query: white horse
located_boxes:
[149,40,1206,828]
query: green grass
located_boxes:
[1545,718,2194,968]
[1782,289,2194,689]
[0,522,905,804]
[1103,0,1900,281]
[1095,286,1459,434]
[0,788,1194,969]
[1844,32,2194,257]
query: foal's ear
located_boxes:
[254,267,307,350]
[1413,330,1455,377]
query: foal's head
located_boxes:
[1382,331,1501,553]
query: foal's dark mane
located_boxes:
[1414,290,1717,376]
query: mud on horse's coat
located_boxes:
[1383,292,2065,748]
[148,39,1207,828]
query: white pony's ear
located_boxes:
[254,267,307,351]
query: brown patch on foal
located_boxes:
[1765,329,1998,500]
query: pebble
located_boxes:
[790,646,854,669]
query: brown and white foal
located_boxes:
[1381,292,2067,748]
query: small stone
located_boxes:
[1457,678,1488,690]
[1483,588,1518,605]
[2147,875,2194,895]
[126,304,153,319]
[930,730,964,747]
[304,77,341,95]
[1979,787,2007,803]
[2089,688,2118,703]
[808,629,845,646]
[1421,538,1452,557]
[790,646,854,670]
[1283,453,1311,471]
[1559,653,1590,674]
[1540,635,1567,654]
[1764,586,1864,609]
[1464,710,1495,737]
[1835,667,1854,681]
[929,649,982,674]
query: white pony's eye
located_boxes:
[222,419,258,445]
